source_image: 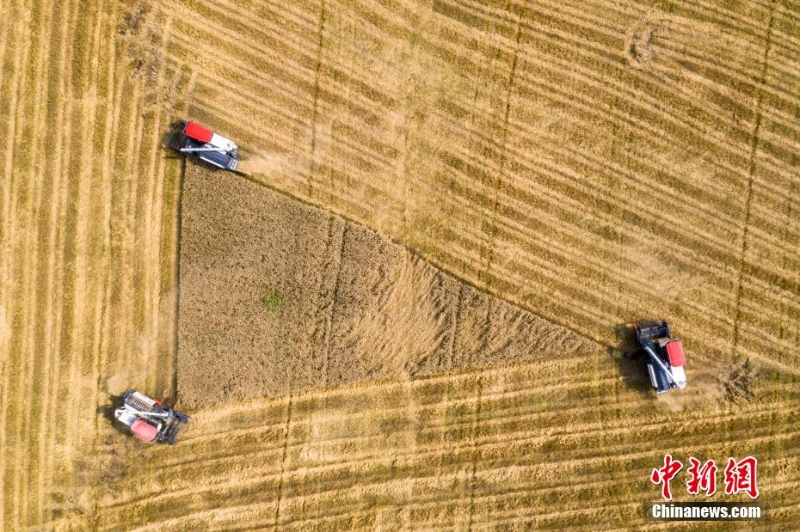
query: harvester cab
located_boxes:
[114,388,190,445]
[174,120,239,171]
[633,320,687,394]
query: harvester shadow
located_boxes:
[611,322,652,397]
[163,119,187,152]
[97,394,134,439]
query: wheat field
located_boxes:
[1,0,799,529]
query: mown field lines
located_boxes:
[95,357,800,529]
[156,0,799,379]
[0,0,181,528]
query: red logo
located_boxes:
[651,454,683,501]
[686,457,717,496]
[724,456,759,499]
[652,455,758,500]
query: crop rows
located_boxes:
[95,358,800,529]
[0,0,182,528]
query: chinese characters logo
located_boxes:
[651,455,758,500]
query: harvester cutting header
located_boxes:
[174,120,239,171]
[633,320,687,394]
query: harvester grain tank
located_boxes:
[633,319,687,393]
[176,120,239,171]
[114,388,190,445]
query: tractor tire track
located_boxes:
[731,0,776,357]
[273,393,294,530]
[0,3,28,526]
[482,11,522,287]
[33,1,67,521]
[10,1,45,526]
[307,0,326,199]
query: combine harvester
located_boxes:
[114,388,190,445]
[175,120,240,171]
[633,320,687,394]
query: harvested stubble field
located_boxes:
[1,0,800,530]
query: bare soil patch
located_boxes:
[723,358,758,404]
[626,14,667,68]
[178,166,597,406]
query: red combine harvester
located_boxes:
[633,320,687,394]
[114,388,190,445]
[175,120,239,171]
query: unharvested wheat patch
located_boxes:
[177,166,598,406]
